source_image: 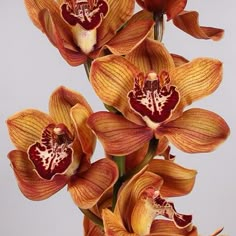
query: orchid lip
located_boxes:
[128,71,180,127]
[61,0,109,30]
[27,123,74,180]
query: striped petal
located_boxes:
[90,55,144,125]
[68,158,118,209]
[83,217,104,236]
[49,86,92,134]
[148,159,197,197]
[8,150,68,200]
[150,220,198,236]
[24,0,61,31]
[173,11,224,41]
[70,104,96,156]
[87,112,153,156]
[157,108,230,153]
[105,13,154,55]
[170,58,222,113]
[97,0,135,47]
[6,109,53,152]
[39,9,87,66]
[126,38,175,73]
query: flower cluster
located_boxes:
[6,0,230,235]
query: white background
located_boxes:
[0,1,235,235]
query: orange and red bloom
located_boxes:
[87,39,229,156]
[24,0,154,66]
[7,86,118,208]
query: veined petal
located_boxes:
[7,109,53,151]
[83,217,104,236]
[70,104,96,156]
[165,0,187,20]
[170,58,222,112]
[148,159,197,197]
[90,55,144,125]
[157,108,230,153]
[39,9,87,66]
[24,0,60,31]
[97,0,135,47]
[150,220,198,236]
[171,53,189,67]
[131,197,156,235]
[68,158,118,209]
[87,112,153,156]
[49,86,92,134]
[8,150,68,200]
[126,38,175,74]
[173,11,224,41]
[102,208,138,236]
[105,18,154,55]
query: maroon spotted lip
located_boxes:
[28,124,73,180]
[61,0,109,30]
[128,72,179,123]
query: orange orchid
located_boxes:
[24,0,154,66]
[87,39,229,156]
[136,0,224,41]
[83,159,197,235]
[102,167,197,235]
[6,86,118,208]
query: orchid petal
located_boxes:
[8,150,68,200]
[97,0,135,47]
[7,109,53,152]
[165,0,187,20]
[171,58,222,111]
[173,11,224,41]
[70,104,96,156]
[39,9,87,66]
[105,19,154,55]
[157,108,230,153]
[24,0,60,31]
[126,38,175,73]
[148,159,197,197]
[90,55,144,125]
[49,86,91,134]
[150,220,198,236]
[171,53,189,67]
[83,217,104,236]
[87,112,153,156]
[102,208,137,236]
[68,158,118,209]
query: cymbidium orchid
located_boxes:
[6,86,118,209]
[87,39,230,156]
[136,0,224,41]
[24,0,154,66]
[102,167,197,235]
[84,159,197,235]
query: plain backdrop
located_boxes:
[1,1,235,235]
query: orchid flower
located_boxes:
[6,86,118,209]
[87,39,229,156]
[24,0,154,66]
[102,167,197,235]
[136,0,224,41]
[84,159,197,235]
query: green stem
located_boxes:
[79,208,103,229]
[112,156,126,211]
[83,58,92,79]
[122,138,159,181]
[153,13,164,42]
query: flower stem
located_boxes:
[83,58,92,80]
[112,156,126,211]
[79,208,104,229]
[153,13,164,41]
[122,138,159,181]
